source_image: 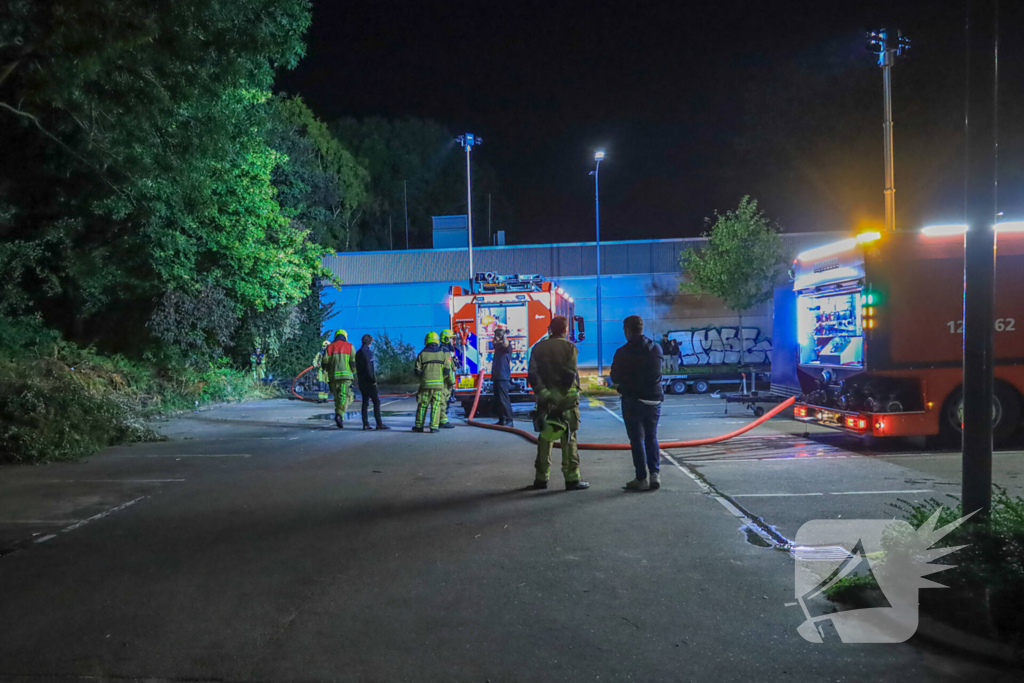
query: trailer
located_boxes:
[448,272,584,416]
[790,228,1024,444]
[660,368,770,395]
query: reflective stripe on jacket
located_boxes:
[323,340,356,379]
[415,345,453,389]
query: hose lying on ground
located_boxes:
[463,371,796,450]
[290,366,414,403]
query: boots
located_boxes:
[649,471,661,491]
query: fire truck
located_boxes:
[791,227,1024,444]
[448,272,584,415]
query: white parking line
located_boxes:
[0,520,83,525]
[33,496,146,543]
[141,454,250,458]
[732,492,824,498]
[36,479,185,483]
[829,489,934,495]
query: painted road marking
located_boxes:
[1,520,84,525]
[35,479,186,483]
[829,489,934,495]
[140,454,251,458]
[31,496,146,544]
[732,492,824,498]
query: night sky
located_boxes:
[279,0,1024,245]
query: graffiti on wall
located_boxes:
[668,327,772,366]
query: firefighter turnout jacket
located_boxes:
[322,337,356,380]
[415,343,454,390]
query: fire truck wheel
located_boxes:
[693,380,710,394]
[940,383,1022,447]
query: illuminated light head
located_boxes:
[856,231,882,244]
[594,151,606,161]
[921,224,968,237]
[425,331,440,345]
[335,329,348,340]
[996,221,1024,233]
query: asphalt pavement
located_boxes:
[0,393,1020,682]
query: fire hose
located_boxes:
[463,371,796,449]
[290,365,414,403]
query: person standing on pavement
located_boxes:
[322,329,357,429]
[438,329,458,429]
[528,316,588,491]
[413,332,454,433]
[612,316,664,491]
[491,325,514,427]
[356,334,390,431]
[666,335,680,374]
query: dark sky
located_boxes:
[279,0,1024,245]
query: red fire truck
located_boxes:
[448,272,584,415]
[791,227,1024,444]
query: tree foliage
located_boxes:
[0,0,324,354]
[332,117,507,250]
[680,196,786,313]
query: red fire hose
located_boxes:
[290,366,413,402]
[463,371,795,449]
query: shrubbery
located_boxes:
[0,316,274,464]
[372,330,417,384]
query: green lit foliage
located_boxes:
[680,196,787,314]
[0,0,323,350]
[267,96,369,251]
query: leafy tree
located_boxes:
[267,96,369,250]
[680,197,786,349]
[0,0,323,353]
[332,117,507,251]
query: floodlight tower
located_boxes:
[590,151,605,375]
[456,133,482,282]
[867,28,911,232]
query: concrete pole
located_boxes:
[594,158,604,376]
[881,54,896,232]
[466,144,474,283]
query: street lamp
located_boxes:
[456,133,482,283]
[867,29,910,232]
[590,151,605,375]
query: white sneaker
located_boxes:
[649,471,661,491]
[626,478,650,491]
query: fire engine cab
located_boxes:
[448,272,584,415]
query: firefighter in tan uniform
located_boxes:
[413,332,454,433]
[527,316,589,490]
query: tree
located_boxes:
[332,117,507,251]
[680,197,786,351]
[0,0,324,354]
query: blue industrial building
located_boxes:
[322,233,836,369]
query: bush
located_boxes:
[373,330,417,384]
[0,314,276,463]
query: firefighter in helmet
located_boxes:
[527,315,588,490]
[413,331,454,433]
[438,328,458,428]
[321,329,356,428]
[313,339,330,402]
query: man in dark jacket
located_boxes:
[611,315,664,491]
[355,334,389,431]
[491,325,514,426]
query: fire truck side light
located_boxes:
[867,294,874,305]
[856,231,881,244]
[794,406,808,418]
[568,297,574,303]
[797,238,857,262]
[921,223,969,237]
[875,420,885,430]
[867,307,874,316]
[927,402,934,410]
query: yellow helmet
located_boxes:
[441,328,453,343]
[335,329,348,340]
[425,331,440,345]
[321,340,330,347]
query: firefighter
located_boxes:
[251,340,266,381]
[313,340,330,402]
[413,331,454,433]
[438,329,458,429]
[321,329,356,429]
[527,315,589,490]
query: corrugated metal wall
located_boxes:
[323,233,836,285]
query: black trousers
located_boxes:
[360,383,382,426]
[493,379,513,424]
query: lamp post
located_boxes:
[590,151,605,375]
[456,133,482,284]
[867,28,910,232]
